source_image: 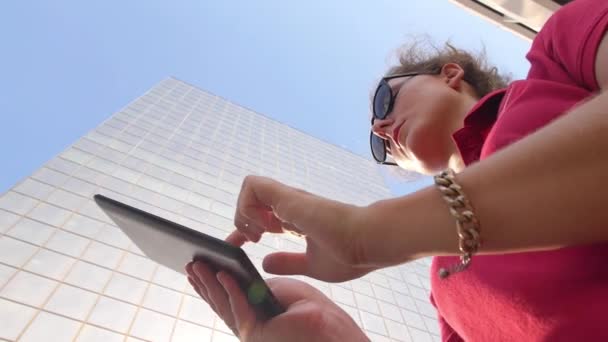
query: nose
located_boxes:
[371,117,394,139]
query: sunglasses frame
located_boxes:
[370,72,425,166]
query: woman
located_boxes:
[186,0,608,340]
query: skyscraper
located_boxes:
[0,78,438,341]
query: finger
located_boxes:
[188,276,213,308]
[234,215,263,242]
[281,221,305,237]
[244,222,264,242]
[263,252,309,276]
[187,276,202,297]
[238,212,284,240]
[192,261,236,329]
[265,277,328,306]
[217,271,257,338]
[187,263,215,307]
[185,261,194,278]
[263,210,285,234]
[236,176,285,231]
[186,263,208,300]
[225,230,248,247]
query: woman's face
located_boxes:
[371,64,478,174]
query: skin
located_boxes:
[185,74,476,339]
[185,259,369,342]
[371,63,479,174]
[187,33,608,340]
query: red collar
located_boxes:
[452,88,507,165]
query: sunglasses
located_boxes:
[370,72,423,165]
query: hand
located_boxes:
[229,175,377,282]
[185,261,369,342]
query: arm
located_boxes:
[228,34,608,276]
[361,34,608,264]
[229,86,608,272]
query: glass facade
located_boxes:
[0,78,437,342]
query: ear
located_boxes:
[440,63,465,90]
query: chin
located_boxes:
[405,135,451,174]
[417,164,445,175]
[399,157,446,175]
[407,149,449,174]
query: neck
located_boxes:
[449,154,466,173]
[450,90,480,173]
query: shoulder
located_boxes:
[526,0,608,91]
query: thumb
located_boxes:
[263,252,309,276]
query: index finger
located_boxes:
[226,230,248,247]
[234,176,285,239]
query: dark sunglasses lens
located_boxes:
[374,82,392,119]
[370,133,386,162]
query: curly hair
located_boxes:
[385,38,511,98]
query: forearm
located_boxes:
[364,91,608,265]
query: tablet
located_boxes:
[93,194,284,319]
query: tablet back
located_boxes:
[94,194,284,318]
[94,194,247,276]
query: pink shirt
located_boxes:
[430,1,608,340]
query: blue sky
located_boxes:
[0,1,531,195]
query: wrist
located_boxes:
[322,306,371,342]
[358,185,459,266]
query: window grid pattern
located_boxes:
[0,78,438,342]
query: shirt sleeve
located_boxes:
[430,293,464,342]
[526,0,608,92]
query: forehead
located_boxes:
[386,75,418,91]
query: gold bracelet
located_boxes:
[433,169,481,279]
